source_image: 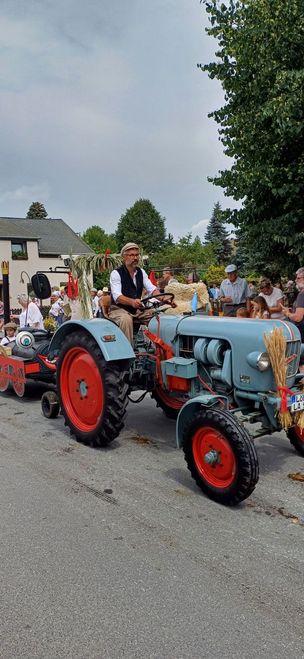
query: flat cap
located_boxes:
[120,242,139,257]
[225,264,237,273]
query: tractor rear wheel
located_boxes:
[182,408,259,505]
[287,425,304,456]
[151,386,185,419]
[57,332,129,447]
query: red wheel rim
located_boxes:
[155,386,185,410]
[13,368,25,397]
[0,367,9,392]
[295,425,304,443]
[192,425,236,489]
[60,347,104,432]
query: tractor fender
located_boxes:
[48,319,135,362]
[176,394,229,448]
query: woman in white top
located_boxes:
[12,294,44,329]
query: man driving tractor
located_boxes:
[108,242,161,343]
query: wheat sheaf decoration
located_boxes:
[69,251,123,320]
[264,327,293,430]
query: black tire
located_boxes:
[182,408,259,505]
[287,425,304,456]
[56,332,129,447]
[151,387,185,420]
[41,390,60,419]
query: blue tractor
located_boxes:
[35,276,303,506]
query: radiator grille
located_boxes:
[285,340,301,378]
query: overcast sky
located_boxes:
[0,0,233,240]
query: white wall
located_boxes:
[0,239,92,308]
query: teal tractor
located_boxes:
[36,277,304,506]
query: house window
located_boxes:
[11,241,28,260]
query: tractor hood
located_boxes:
[148,315,301,392]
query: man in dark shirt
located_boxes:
[281,267,304,375]
[281,267,304,341]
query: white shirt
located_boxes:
[19,302,44,329]
[0,335,16,346]
[49,299,64,318]
[259,287,284,319]
[110,268,156,303]
[91,295,99,317]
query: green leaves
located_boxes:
[202,0,304,273]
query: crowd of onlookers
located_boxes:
[0,263,303,346]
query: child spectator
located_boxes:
[236,307,250,318]
[251,295,270,319]
[0,321,17,346]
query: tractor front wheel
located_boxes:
[287,425,304,456]
[183,408,259,505]
[57,332,129,447]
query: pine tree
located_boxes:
[204,202,231,263]
[26,202,48,219]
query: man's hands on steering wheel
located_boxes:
[140,293,176,310]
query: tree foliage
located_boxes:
[149,233,215,273]
[82,225,117,254]
[115,198,166,254]
[26,201,48,218]
[201,0,304,274]
[204,202,232,263]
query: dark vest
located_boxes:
[112,266,144,315]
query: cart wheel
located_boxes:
[41,391,60,419]
[183,408,259,505]
[287,425,304,456]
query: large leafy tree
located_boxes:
[201,0,304,274]
[26,201,48,218]
[116,198,166,254]
[82,225,117,254]
[204,202,232,263]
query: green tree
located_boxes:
[82,225,118,254]
[26,202,48,218]
[149,233,215,273]
[204,202,232,263]
[201,0,304,274]
[116,198,166,254]
[81,225,118,290]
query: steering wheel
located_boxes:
[140,293,175,309]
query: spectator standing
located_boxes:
[280,267,304,343]
[219,265,251,316]
[162,267,178,286]
[49,291,64,326]
[90,288,99,317]
[259,279,284,319]
[12,294,44,329]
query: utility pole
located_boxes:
[1,261,10,324]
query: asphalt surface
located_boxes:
[0,383,303,659]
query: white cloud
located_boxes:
[0,183,50,204]
[191,219,209,238]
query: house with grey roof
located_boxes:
[0,217,94,305]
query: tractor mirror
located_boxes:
[31,273,52,300]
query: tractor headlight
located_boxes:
[256,352,270,371]
[247,351,270,372]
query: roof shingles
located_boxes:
[0,217,93,255]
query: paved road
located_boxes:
[0,384,303,659]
